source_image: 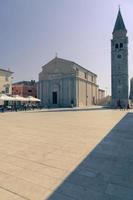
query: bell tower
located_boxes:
[111,8,128,107]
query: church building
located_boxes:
[38,57,99,107]
[111,9,129,107]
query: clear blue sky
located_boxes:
[0,0,133,94]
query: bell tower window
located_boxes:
[115,43,118,49]
[120,43,123,48]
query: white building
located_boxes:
[0,68,13,95]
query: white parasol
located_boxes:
[26,96,41,102]
[12,95,28,101]
[0,94,15,101]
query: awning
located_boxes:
[26,96,41,102]
[0,94,15,101]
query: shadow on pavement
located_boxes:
[46,113,133,200]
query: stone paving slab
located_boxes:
[0,109,128,199]
[48,112,133,200]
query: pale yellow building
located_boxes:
[0,68,13,95]
[38,57,99,107]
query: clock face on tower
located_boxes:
[117,54,122,59]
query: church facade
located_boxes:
[111,9,129,107]
[38,57,99,107]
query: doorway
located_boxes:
[52,91,57,104]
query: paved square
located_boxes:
[0,109,127,199]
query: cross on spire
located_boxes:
[55,52,58,58]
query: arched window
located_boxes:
[120,43,123,48]
[5,87,9,94]
[115,43,118,49]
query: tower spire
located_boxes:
[113,8,127,34]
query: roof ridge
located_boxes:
[45,57,97,76]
